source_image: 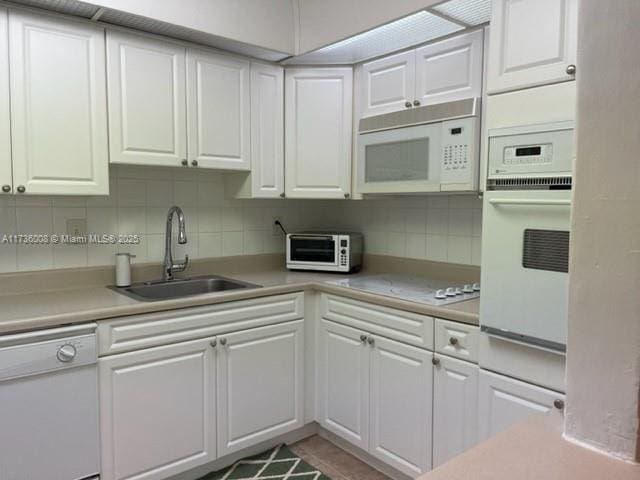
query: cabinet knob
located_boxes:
[344,192,350,199]
[367,336,375,346]
[279,192,285,198]
[432,357,440,366]
[181,159,188,166]
[220,337,227,346]
[360,334,367,343]
[566,64,576,75]
[1,184,10,193]
[16,185,25,193]
[404,101,412,108]
[553,399,565,410]
[191,160,198,167]
[449,337,459,346]
[210,339,217,347]
[413,100,421,106]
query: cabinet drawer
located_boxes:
[98,293,303,356]
[320,294,434,350]
[434,319,479,363]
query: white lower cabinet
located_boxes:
[432,356,479,467]
[318,319,433,477]
[99,337,217,480]
[217,320,304,456]
[478,369,565,441]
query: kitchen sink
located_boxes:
[110,275,261,301]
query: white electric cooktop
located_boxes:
[327,274,480,306]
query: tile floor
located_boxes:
[290,435,391,480]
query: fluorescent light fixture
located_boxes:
[432,0,492,26]
[287,10,464,65]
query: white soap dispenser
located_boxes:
[115,252,136,287]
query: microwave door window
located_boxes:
[290,238,335,262]
[365,138,430,183]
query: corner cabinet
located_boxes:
[226,62,284,199]
[99,337,217,480]
[7,9,109,195]
[487,0,578,94]
[285,68,353,199]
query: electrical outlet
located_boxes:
[272,216,284,236]
[66,218,87,237]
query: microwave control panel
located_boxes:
[441,117,477,186]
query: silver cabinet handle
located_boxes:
[359,334,367,343]
[181,159,188,166]
[191,160,198,167]
[220,337,227,346]
[566,64,576,75]
[449,337,459,346]
[404,101,412,108]
[432,357,440,366]
[210,339,217,347]
[344,192,350,199]
[367,336,375,346]
[279,192,285,198]
[1,184,10,193]
[16,185,25,193]
[413,100,421,106]
[554,399,565,410]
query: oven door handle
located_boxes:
[488,198,571,206]
[289,235,334,241]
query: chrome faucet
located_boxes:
[163,206,189,281]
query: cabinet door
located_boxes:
[107,31,187,167]
[285,68,352,199]
[478,370,565,441]
[9,10,108,195]
[187,49,250,170]
[433,356,479,467]
[99,338,216,480]
[217,320,304,456]
[369,335,433,477]
[357,50,415,117]
[415,29,483,106]
[0,8,10,195]
[487,0,578,93]
[318,320,369,450]
[250,62,284,196]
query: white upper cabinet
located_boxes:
[186,49,250,170]
[355,30,483,119]
[358,50,415,117]
[9,10,109,195]
[432,356,479,467]
[487,0,578,94]
[415,29,484,106]
[285,68,353,199]
[0,8,10,195]
[478,370,565,441]
[217,321,304,456]
[107,30,187,167]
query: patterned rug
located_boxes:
[198,444,331,480]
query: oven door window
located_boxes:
[290,237,336,263]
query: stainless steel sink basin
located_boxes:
[110,275,261,302]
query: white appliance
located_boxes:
[480,122,575,351]
[286,232,363,272]
[357,98,480,194]
[0,324,100,480]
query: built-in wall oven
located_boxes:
[480,122,574,351]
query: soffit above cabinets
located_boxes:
[5,0,291,61]
[283,0,491,65]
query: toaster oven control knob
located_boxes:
[463,284,474,293]
[472,282,481,292]
[57,344,77,363]
[341,249,347,254]
[445,287,456,297]
[435,289,446,299]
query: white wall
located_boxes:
[296,0,441,53]
[87,0,296,54]
[564,0,640,462]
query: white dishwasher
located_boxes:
[0,323,100,480]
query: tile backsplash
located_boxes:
[0,165,482,273]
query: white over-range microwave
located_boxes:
[357,98,480,194]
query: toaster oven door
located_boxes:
[288,235,338,267]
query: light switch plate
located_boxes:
[66,218,87,236]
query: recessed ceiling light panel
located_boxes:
[432,0,492,26]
